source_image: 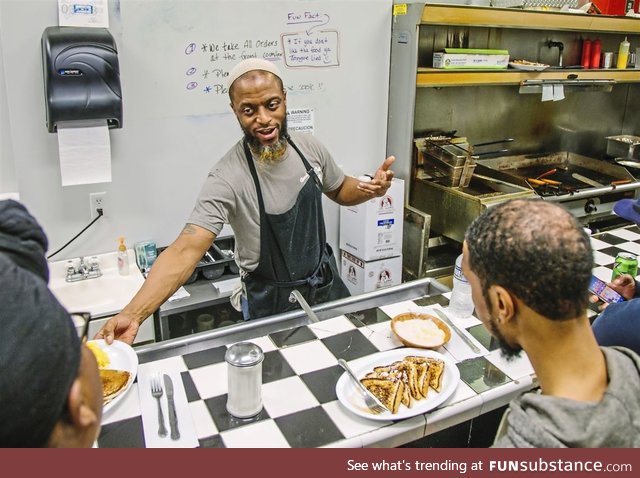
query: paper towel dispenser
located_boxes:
[42,26,122,133]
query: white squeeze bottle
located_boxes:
[117,236,130,276]
[448,253,474,319]
[617,37,630,69]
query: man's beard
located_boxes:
[488,314,522,360]
[243,118,288,166]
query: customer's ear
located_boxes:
[489,285,515,324]
[67,379,99,429]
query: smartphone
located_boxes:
[589,275,625,304]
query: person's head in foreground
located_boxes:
[463,198,593,358]
[463,198,640,448]
[227,58,288,164]
[0,199,103,447]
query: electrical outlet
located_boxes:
[89,192,107,219]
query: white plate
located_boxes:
[89,339,138,413]
[508,61,549,71]
[335,348,460,421]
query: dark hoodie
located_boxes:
[493,346,640,447]
[0,199,80,447]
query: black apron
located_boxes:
[242,136,350,320]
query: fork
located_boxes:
[150,374,168,438]
[337,359,388,415]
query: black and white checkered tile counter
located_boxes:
[98,296,538,448]
[97,225,638,448]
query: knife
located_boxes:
[572,173,604,188]
[163,374,180,440]
[434,309,481,354]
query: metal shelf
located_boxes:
[417,68,640,87]
[421,4,640,33]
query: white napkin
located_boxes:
[137,363,199,448]
[541,84,553,102]
[553,84,565,101]
[167,286,191,302]
[213,277,241,295]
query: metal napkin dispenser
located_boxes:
[42,26,122,133]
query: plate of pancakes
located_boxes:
[335,348,460,421]
[87,339,138,413]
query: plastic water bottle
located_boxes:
[448,253,474,319]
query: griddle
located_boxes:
[475,152,636,198]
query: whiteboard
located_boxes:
[114,0,392,250]
[119,1,390,119]
[0,0,391,261]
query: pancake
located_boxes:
[99,369,131,403]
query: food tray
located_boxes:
[157,236,239,284]
[606,135,640,161]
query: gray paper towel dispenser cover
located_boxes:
[42,26,122,133]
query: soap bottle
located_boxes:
[617,37,630,70]
[117,236,130,276]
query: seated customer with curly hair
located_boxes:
[462,198,640,448]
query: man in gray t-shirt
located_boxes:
[97,58,395,344]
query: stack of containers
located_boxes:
[339,178,405,295]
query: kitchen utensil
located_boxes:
[337,359,389,415]
[610,179,632,189]
[572,173,604,188]
[535,168,557,180]
[472,138,514,159]
[150,374,167,438]
[434,309,481,354]
[615,159,640,172]
[163,374,180,440]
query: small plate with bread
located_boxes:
[87,339,138,413]
[335,348,460,421]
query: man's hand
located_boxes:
[94,312,140,345]
[356,156,395,197]
[609,273,636,299]
[589,273,636,311]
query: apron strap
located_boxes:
[285,134,323,193]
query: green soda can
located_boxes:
[612,252,638,281]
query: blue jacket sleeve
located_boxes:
[592,299,640,356]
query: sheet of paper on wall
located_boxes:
[286,108,314,135]
[57,119,112,186]
[541,84,553,102]
[58,0,109,28]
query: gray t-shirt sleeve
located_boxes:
[188,168,236,236]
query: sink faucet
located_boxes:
[78,257,89,277]
[289,290,320,324]
[65,256,102,282]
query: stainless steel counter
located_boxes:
[137,277,450,362]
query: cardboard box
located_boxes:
[339,178,404,261]
[340,250,402,295]
[433,48,509,69]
